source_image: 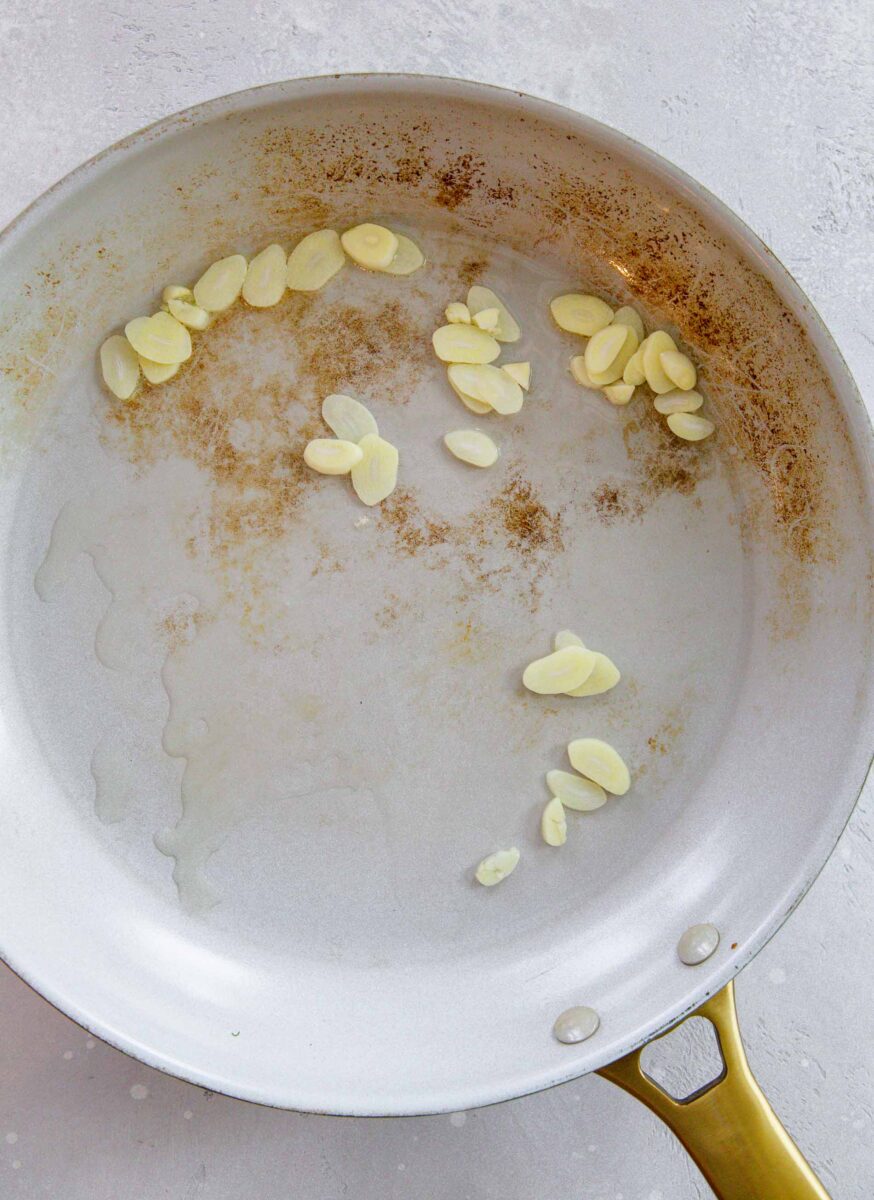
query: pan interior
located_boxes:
[13,226,747,953]
[0,78,870,1114]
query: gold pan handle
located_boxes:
[597,982,829,1200]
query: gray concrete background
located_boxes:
[0,1,871,1196]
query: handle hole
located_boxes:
[640,1016,725,1102]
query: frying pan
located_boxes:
[0,76,871,1198]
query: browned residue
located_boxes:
[254,121,434,208]
[441,616,506,667]
[456,254,490,289]
[766,559,814,642]
[626,408,710,494]
[293,297,428,401]
[159,610,189,652]
[379,488,452,558]
[591,481,644,526]
[0,303,77,458]
[379,475,563,574]
[101,290,430,569]
[434,153,485,210]
[474,474,564,612]
[102,297,317,566]
[374,591,418,630]
[310,542,346,578]
[580,400,713,526]
[485,474,564,557]
[207,116,771,550]
[4,94,860,594]
[0,304,70,396]
[542,166,840,562]
[373,474,563,614]
[646,709,684,757]
[157,603,210,653]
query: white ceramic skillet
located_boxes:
[0,77,871,1198]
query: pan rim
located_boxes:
[1,72,872,1116]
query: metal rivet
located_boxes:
[677,923,720,965]
[553,1005,600,1044]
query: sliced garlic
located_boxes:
[622,347,647,387]
[444,429,499,468]
[541,796,567,846]
[660,349,697,391]
[322,393,378,442]
[546,769,607,812]
[585,324,628,375]
[612,306,645,341]
[303,438,364,475]
[467,285,521,343]
[382,234,425,276]
[587,326,639,386]
[432,324,501,364]
[193,254,247,312]
[99,335,140,399]
[459,394,492,415]
[242,243,287,307]
[341,223,399,271]
[447,373,492,414]
[565,652,621,697]
[502,362,531,390]
[522,646,597,695]
[286,229,345,291]
[475,846,520,886]
[445,302,471,324]
[162,285,193,304]
[641,331,678,394]
[570,355,597,388]
[139,356,180,385]
[602,382,635,406]
[550,294,613,337]
[667,412,715,441]
[167,296,210,330]
[351,433,399,505]
[654,388,704,415]
[124,312,192,364]
[472,307,500,332]
[550,632,620,696]
[447,364,523,414]
[567,738,630,795]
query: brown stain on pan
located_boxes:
[433,153,485,211]
[2,89,863,588]
[485,474,564,557]
[540,170,842,564]
[580,402,711,526]
[254,123,518,217]
[248,107,859,570]
[158,603,211,655]
[379,488,452,558]
[294,296,429,402]
[590,480,645,527]
[376,472,563,617]
[101,287,429,568]
[647,711,684,757]
[103,297,315,558]
[378,474,563,573]
[0,303,77,456]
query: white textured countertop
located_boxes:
[0,2,872,1196]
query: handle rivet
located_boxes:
[553,1005,600,1044]
[678,923,720,965]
